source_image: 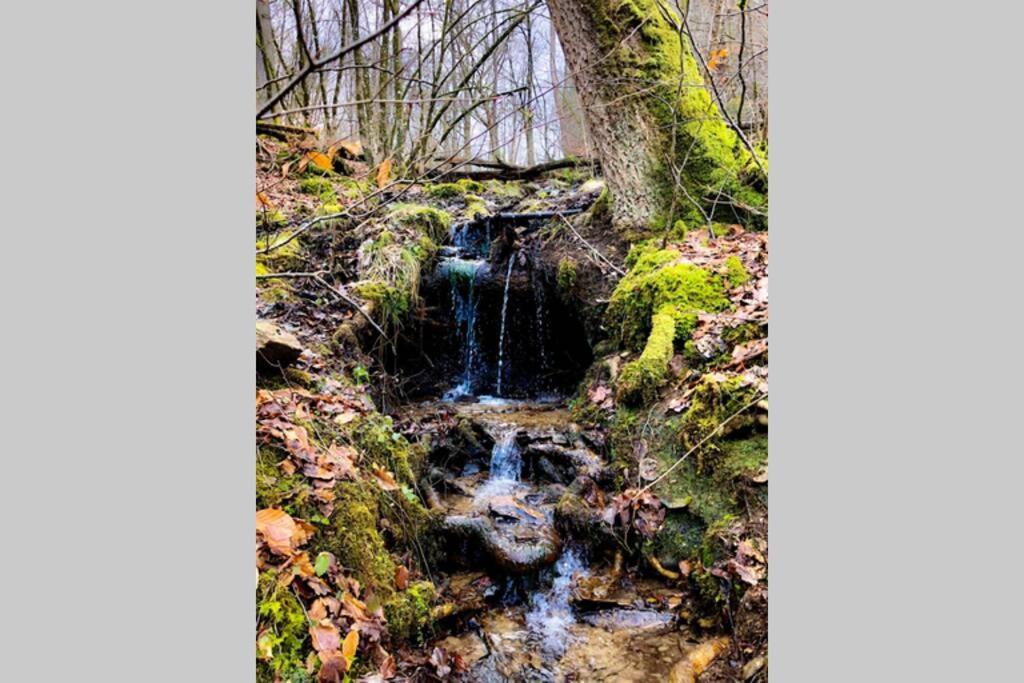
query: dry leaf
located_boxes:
[317,650,348,683]
[375,158,392,188]
[307,151,333,172]
[371,466,399,491]
[256,508,299,556]
[333,410,358,425]
[338,139,363,158]
[395,565,409,590]
[379,654,397,679]
[342,628,359,663]
[310,619,341,653]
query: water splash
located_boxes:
[525,548,587,659]
[496,254,516,396]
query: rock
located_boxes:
[523,443,607,484]
[256,320,303,372]
[443,515,562,573]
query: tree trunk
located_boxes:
[545,0,765,232]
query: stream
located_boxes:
[413,217,700,682]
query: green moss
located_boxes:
[258,209,288,229]
[679,374,760,466]
[256,231,304,302]
[557,257,578,295]
[720,434,767,480]
[484,180,524,198]
[314,481,397,595]
[257,570,309,681]
[723,255,750,287]
[423,178,485,199]
[337,177,371,200]
[355,225,438,332]
[387,203,452,243]
[297,176,337,203]
[384,580,436,642]
[347,413,417,484]
[616,306,676,405]
[461,194,490,220]
[606,246,729,350]
[256,448,309,511]
[589,185,613,226]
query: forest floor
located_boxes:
[256,136,768,682]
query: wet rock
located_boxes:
[488,495,546,525]
[554,492,619,555]
[256,320,303,372]
[443,515,562,573]
[523,443,607,484]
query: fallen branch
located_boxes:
[311,275,387,341]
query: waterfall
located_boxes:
[472,428,523,505]
[442,258,485,399]
[488,430,522,481]
[496,254,516,396]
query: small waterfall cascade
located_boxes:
[488,429,522,481]
[471,428,524,505]
[441,258,487,400]
[525,547,588,658]
[406,213,592,400]
[496,254,516,397]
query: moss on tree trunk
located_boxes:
[546,0,766,232]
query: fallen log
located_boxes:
[431,157,599,182]
[256,121,316,141]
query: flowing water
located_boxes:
[441,258,487,400]
[421,215,691,681]
[496,254,516,397]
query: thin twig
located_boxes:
[556,213,626,276]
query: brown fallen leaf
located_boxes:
[395,565,409,590]
[378,653,397,679]
[375,158,392,188]
[371,466,399,491]
[317,650,348,683]
[310,619,341,653]
[256,509,300,556]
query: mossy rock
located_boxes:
[297,176,337,203]
[387,203,452,243]
[423,179,485,199]
[606,245,730,350]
